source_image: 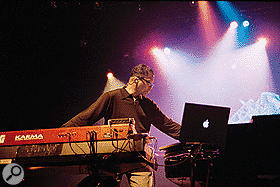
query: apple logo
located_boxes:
[203,119,209,128]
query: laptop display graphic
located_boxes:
[179,103,231,150]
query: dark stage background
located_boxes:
[1,2,280,186]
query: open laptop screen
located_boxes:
[179,103,230,150]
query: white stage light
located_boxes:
[230,21,238,30]
[257,38,268,47]
[152,48,163,57]
[107,72,113,79]
[243,20,249,27]
[164,48,171,55]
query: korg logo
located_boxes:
[0,135,6,143]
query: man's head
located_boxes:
[130,64,154,80]
[127,64,155,97]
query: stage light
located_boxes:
[152,48,162,56]
[164,48,171,55]
[151,47,167,62]
[259,38,266,44]
[103,75,126,93]
[243,20,249,27]
[107,72,113,79]
[217,1,242,23]
[230,21,238,30]
[94,2,103,10]
[257,38,268,47]
[197,1,220,46]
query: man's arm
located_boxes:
[151,103,181,140]
[61,92,110,127]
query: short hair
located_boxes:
[130,64,154,79]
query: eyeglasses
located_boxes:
[138,77,154,87]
